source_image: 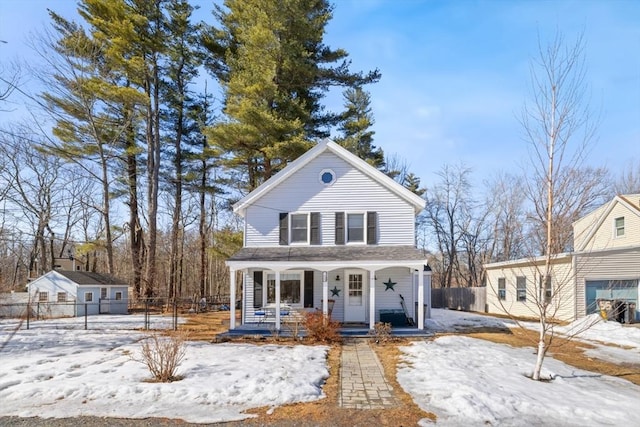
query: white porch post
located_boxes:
[275,271,281,330]
[425,270,432,319]
[369,270,376,330]
[229,268,236,330]
[322,271,328,316]
[418,268,424,330]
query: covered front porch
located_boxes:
[226,246,431,332]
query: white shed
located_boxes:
[27,270,129,317]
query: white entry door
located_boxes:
[344,270,366,322]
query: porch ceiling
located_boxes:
[226,245,427,271]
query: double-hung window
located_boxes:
[347,213,365,243]
[57,292,67,302]
[540,275,552,303]
[516,276,527,302]
[38,291,49,302]
[280,212,320,245]
[290,213,309,243]
[498,278,506,300]
[615,217,625,237]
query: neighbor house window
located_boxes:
[38,291,49,302]
[539,275,552,303]
[266,272,302,305]
[57,292,67,302]
[516,276,527,302]
[498,278,506,301]
[85,292,93,302]
[290,213,309,243]
[615,217,625,237]
[347,213,364,243]
[115,291,123,301]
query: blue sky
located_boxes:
[1,0,639,190]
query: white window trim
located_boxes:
[115,291,123,301]
[614,216,625,238]
[264,270,304,307]
[85,292,93,302]
[57,292,67,303]
[497,278,506,301]
[38,291,49,302]
[345,212,367,245]
[516,276,527,302]
[319,168,336,186]
[289,212,310,245]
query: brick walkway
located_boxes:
[339,338,398,409]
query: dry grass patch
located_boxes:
[467,328,640,385]
[177,310,238,340]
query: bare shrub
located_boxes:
[135,332,187,382]
[304,311,341,343]
[369,322,393,344]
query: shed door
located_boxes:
[100,287,110,314]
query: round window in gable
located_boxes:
[319,169,336,185]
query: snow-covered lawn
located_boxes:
[399,309,640,426]
[1,310,639,425]
[0,315,328,423]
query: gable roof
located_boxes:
[55,270,127,285]
[575,193,640,251]
[233,139,426,216]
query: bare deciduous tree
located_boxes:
[520,31,599,381]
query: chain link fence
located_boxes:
[0,295,231,332]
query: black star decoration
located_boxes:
[330,286,341,297]
[383,278,397,291]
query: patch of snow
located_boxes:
[398,336,640,426]
[0,315,328,423]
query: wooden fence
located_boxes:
[431,286,487,312]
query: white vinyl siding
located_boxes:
[486,257,575,321]
[575,198,640,251]
[244,152,416,247]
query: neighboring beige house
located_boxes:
[486,194,640,322]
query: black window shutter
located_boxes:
[335,212,345,245]
[367,211,378,244]
[310,212,320,245]
[279,213,288,245]
[253,271,263,308]
[304,270,314,308]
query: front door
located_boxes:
[344,270,366,322]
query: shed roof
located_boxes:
[55,270,127,286]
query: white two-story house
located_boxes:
[225,139,431,331]
[485,194,640,322]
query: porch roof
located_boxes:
[226,245,427,270]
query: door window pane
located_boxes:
[348,273,363,305]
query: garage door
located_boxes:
[585,280,638,315]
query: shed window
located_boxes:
[38,291,49,302]
[516,277,527,302]
[615,217,625,237]
[57,292,67,302]
[115,292,123,301]
[498,278,506,301]
[85,292,93,302]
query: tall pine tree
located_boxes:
[202,0,380,191]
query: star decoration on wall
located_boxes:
[330,286,341,297]
[383,278,397,291]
